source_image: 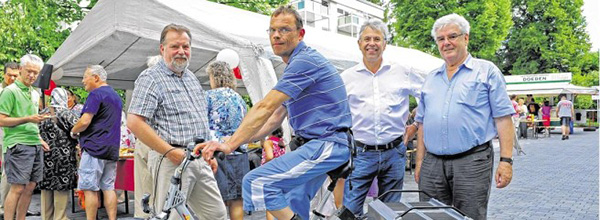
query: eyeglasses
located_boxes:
[267,27,298,36]
[435,33,465,43]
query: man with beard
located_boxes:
[127,24,226,219]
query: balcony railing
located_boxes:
[337,14,361,37]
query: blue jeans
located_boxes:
[242,140,349,220]
[343,142,406,216]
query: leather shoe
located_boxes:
[26,210,40,216]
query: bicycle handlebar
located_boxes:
[186,138,225,161]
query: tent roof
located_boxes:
[507,82,599,95]
[47,0,442,93]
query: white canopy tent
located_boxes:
[47,0,443,104]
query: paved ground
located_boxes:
[24,128,598,219]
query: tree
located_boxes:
[495,0,592,75]
[0,0,92,83]
[209,0,288,15]
[0,0,89,62]
[390,0,512,61]
[368,0,383,6]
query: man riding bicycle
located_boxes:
[197,6,352,220]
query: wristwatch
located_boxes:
[500,157,513,165]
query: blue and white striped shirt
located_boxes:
[273,41,352,145]
[128,59,210,146]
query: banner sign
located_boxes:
[505,73,572,84]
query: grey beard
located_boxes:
[171,59,189,73]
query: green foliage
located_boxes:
[208,0,289,15]
[0,0,88,63]
[390,0,512,61]
[65,86,126,104]
[571,70,598,110]
[574,95,595,109]
[241,94,253,108]
[572,70,599,88]
[367,0,383,6]
[495,0,592,75]
[409,96,417,111]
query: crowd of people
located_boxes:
[0,5,585,220]
[511,94,574,142]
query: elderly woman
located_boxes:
[66,89,83,114]
[205,61,249,220]
[38,88,79,220]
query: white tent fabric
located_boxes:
[507,82,599,96]
[47,0,443,103]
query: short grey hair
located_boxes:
[431,13,470,39]
[87,65,107,81]
[359,18,390,42]
[207,61,235,89]
[20,54,44,69]
[146,55,162,68]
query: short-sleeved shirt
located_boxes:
[128,59,210,146]
[79,86,122,161]
[541,105,552,116]
[273,41,352,145]
[557,100,573,117]
[206,87,247,152]
[0,81,41,153]
[341,60,424,145]
[415,55,515,155]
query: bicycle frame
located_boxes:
[142,138,219,220]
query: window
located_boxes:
[297,0,305,10]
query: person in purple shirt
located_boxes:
[71,65,122,220]
[414,14,515,220]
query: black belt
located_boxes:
[429,141,491,159]
[289,128,351,151]
[355,135,403,151]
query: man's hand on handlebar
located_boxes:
[194,141,231,163]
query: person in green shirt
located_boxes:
[0,54,50,220]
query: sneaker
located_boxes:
[561,135,566,140]
[566,136,569,140]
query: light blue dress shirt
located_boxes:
[415,55,515,155]
[341,61,424,145]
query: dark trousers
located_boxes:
[418,144,494,220]
[519,121,528,138]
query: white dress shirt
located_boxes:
[341,60,424,145]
